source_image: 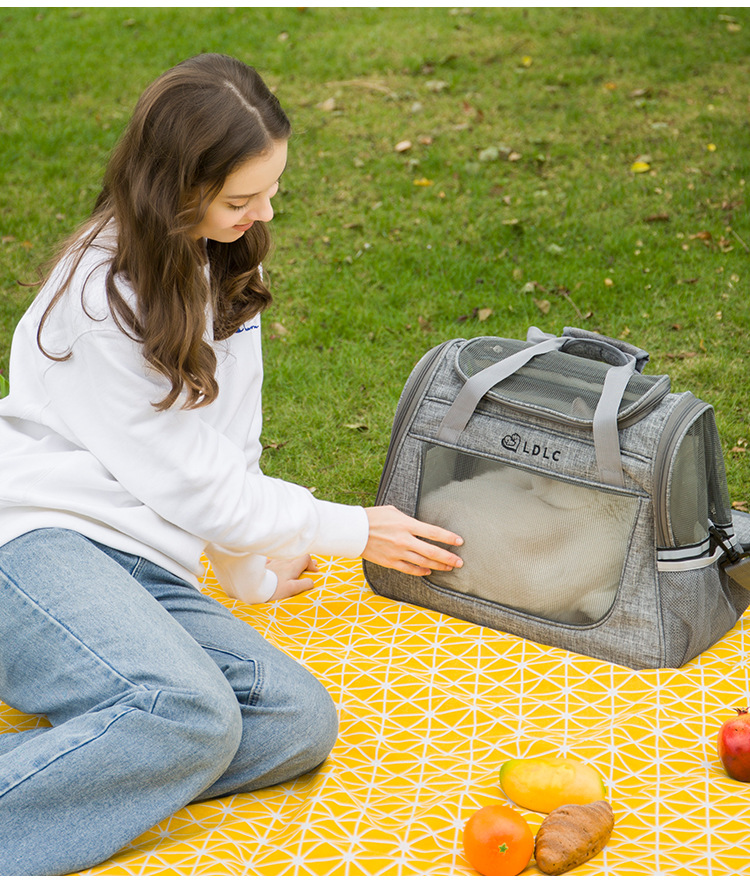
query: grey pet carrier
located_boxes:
[363,326,750,670]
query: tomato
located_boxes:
[463,804,534,876]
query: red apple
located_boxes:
[718,707,750,782]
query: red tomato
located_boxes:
[463,804,534,876]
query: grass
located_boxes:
[1,7,749,506]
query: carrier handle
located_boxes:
[561,326,649,372]
[436,331,637,487]
[529,325,649,371]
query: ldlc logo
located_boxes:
[502,432,561,462]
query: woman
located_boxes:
[0,54,462,874]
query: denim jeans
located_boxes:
[0,529,338,875]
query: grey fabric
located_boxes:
[364,329,748,670]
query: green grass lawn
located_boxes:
[1,7,749,506]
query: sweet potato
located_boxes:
[534,800,614,875]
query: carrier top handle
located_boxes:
[436,327,638,488]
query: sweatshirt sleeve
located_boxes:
[205,547,278,604]
[41,324,370,563]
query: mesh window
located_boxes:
[668,411,733,547]
[457,338,665,424]
[417,446,638,625]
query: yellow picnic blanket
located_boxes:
[3,557,750,875]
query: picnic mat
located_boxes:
[3,556,750,876]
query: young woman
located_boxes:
[0,54,463,875]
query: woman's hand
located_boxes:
[363,505,464,577]
[267,554,320,601]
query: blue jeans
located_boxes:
[0,529,338,875]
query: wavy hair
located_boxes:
[37,54,291,410]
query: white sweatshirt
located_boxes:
[0,232,370,602]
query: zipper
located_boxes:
[375,339,462,504]
[653,393,710,548]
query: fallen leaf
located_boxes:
[690,231,713,241]
[631,161,651,174]
[417,315,432,331]
[521,55,533,68]
[733,501,749,512]
[645,213,670,223]
[522,281,545,294]
[604,278,614,286]
[665,351,698,360]
[418,135,433,145]
[604,82,617,90]
[343,423,368,432]
[262,440,288,451]
[1,236,16,244]
[413,177,433,187]
[508,151,522,162]
[425,79,449,92]
[731,446,747,454]
[477,307,493,322]
[533,298,551,315]
[316,97,336,112]
[270,322,288,336]
[395,139,412,153]
[479,146,500,162]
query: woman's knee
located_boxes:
[216,647,337,765]
[278,663,339,770]
[150,669,243,781]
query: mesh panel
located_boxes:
[457,338,664,423]
[659,567,738,666]
[417,447,638,625]
[668,411,733,546]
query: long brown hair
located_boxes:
[37,54,291,410]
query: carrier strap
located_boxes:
[436,336,563,446]
[436,334,637,487]
[593,357,637,486]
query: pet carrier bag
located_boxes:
[363,326,750,670]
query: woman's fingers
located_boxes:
[363,505,464,575]
[413,520,464,550]
[267,555,319,600]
